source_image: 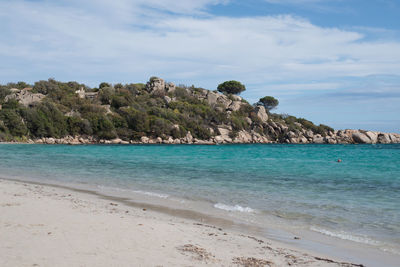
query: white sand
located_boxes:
[0,179,362,267]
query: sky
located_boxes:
[0,0,399,132]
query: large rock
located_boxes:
[205,91,233,109]
[364,131,378,144]
[164,96,172,104]
[214,125,232,143]
[206,91,219,106]
[218,127,230,138]
[298,135,309,143]
[146,77,165,94]
[327,138,337,144]
[165,82,176,93]
[228,101,242,112]
[352,132,371,144]
[45,138,55,144]
[378,133,391,144]
[140,136,150,143]
[145,77,176,95]
[304,130,314,138]
[5,89,45,107]
[185,131,193,144]
[234,130,252,143]
[229,95,242,101]
[111,138,122,144]
[287,131,297,138]
[245,117,252,125]
[389,133,400,143]
[214,135,225,144]
[216,95,232,109]
[255,106,268,123]
[313,135,325,144]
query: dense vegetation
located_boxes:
[0,78,333,142]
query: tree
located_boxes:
[0,109,28,137]
[33,79,59,95]
[258,96,279,111]
[24,102,67,138]
[0,87,11,102]
[99,82,111,89]
[99,87,115,105]
[217,80,246,95]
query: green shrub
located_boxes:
[86,113,116,139]
[0,86,11,102]
[23,102,67,138]
[0,109,28,137]
[99,87,115,105]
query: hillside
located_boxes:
[0,77,399,145]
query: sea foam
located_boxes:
[97,185,169,199]
[132,190,169,199]
[214,203,255,213]
[310,227,380,246]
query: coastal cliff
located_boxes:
[0,78,399,145]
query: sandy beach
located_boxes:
[0,179,366,267]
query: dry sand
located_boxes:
[0,179,364,267]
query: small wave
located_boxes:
[214,203,255,213]
[96,185,169,199]
[310,227,380,246]
[132,190,169,199]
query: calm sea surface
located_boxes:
[1,144,399,256]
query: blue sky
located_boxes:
[0,0,399,132]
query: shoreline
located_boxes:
[1,129,400,146]
[1,140,400,146]
[1,177,397,267]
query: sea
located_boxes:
[1,144,399,266]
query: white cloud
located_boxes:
[1,0,400,131]
[0,0,399,88]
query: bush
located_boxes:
[24,102,67,138]
[67,116,93,136]
[86,113,116,139]
[33,79,59,95]
[0,86,11,102]
[99,87,115,105]
[2,99,20,109]
[6,81,31,89]
[119,108,149,134]
[99,82,111,89]
[124,83,146,95]
[0,109,28,137]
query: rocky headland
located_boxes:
[0,77,399,145]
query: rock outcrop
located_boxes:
[146,77,176,95]
[352,132,372,144]
[255,106,268,123]
[4,89,45,107]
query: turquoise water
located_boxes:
[1,144,399,255]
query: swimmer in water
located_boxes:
[337,159,342,163]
